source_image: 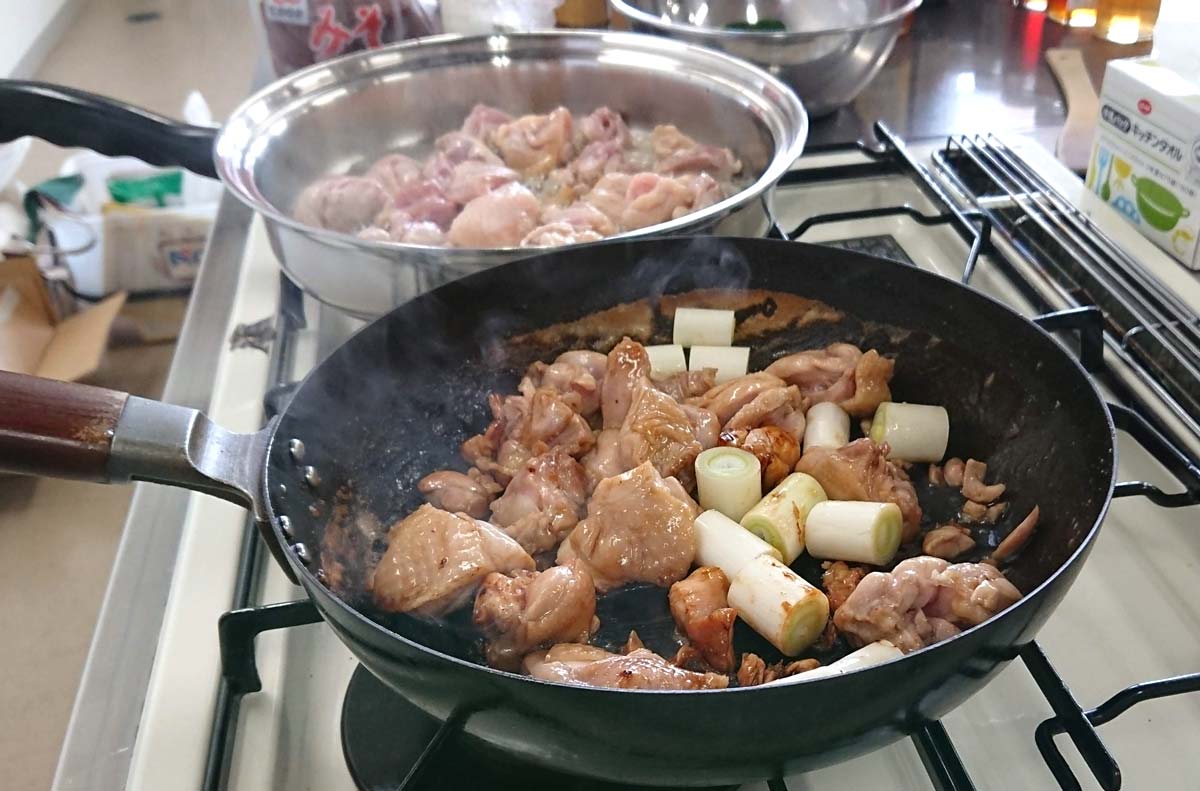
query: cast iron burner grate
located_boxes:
[203,125,1200,791]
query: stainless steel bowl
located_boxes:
[609,0,922,117]
[214,31,808,317]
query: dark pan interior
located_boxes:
[266,237,1114,669]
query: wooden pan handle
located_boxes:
[0,371,129,481]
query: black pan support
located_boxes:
[201,231,1200,787]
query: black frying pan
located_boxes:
[0,238,1118,785]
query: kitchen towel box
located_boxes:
[1087,57,1200,269]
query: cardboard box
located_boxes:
[1086,57,1200,269]
[0,256,126,382]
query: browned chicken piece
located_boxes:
[417,470,496,519]
[601,337,651,429]
[488,449,589,554]
[821,560,869,612]
[834,556,1021,652]
[556,461,697,591]
[724,385,806,437]
[687,372,789,424]
[525,644,729,690]
[624,630,645,654]
[961,459,1006,504]
[491,107,574,175]
[838,350,895,417]
[719,426,801,490]
[680,404,720,450]
[668,566,737,672]
[796,439,923,543]
[523,350,607,417]
[985,502,1009,524]
[923,524,976,560]
[673,643,707,671]
[737,652,767,686]
[989,505,1039,564]
[764,343,860,403]
[371,504,535,616]
[943,457,965,487]
[462,383,595,484]
[928,463,945,486]
[654,368,718,402]
[618,381,703,481]
[815,619,839,651]
[581,428,623,492]
[960,500,988,523]
[472,560,598,670]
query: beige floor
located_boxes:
[1,2,256,790]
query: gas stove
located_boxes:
[54,128,1200,791]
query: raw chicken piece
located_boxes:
[366,153,423,196]
[520,222,603,247]
[461,383,595,484]
[493,107,574,175]
[821,560,868,612]
[618,381,703,481]
[445,161,519,205]
[523,349,607,417]
[390,180,459,229]
[923,524,976,560]
[650,124,741,180]
[620,173,695,230]
[461,104,513,140]
[680,404,720,450]
[489,449,588,555]
[448,183,542,248]
[540,202,617,236]
[668,566,736,672]
[583,173,635,225]
[557,461,697,591]
[679,172,723,211]
[723,384,806,439]
[422,131,505,190]
[357,226,391,242]
[524,644,728,690]
[719,426,801,490]
[653,368,717,402]
[687,372,789,424]
[796,439,922,542]
[601,336,651,429]
[578,107,631,145]
[581,428,623,492]
[833,557,1021,652]
[764,344,894,418]
[572,139,630,186]
[371,504,534,616]
[395,220,446,246]
[417,469,497,519]
[294,176,389,233]
[839,350,894,417]
[472,560,597,670]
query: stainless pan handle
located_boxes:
[0,371,269,518]
[0,80,219,179]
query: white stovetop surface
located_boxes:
[123,138,1200,791]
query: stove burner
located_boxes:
[340,665,734,791]
[822,235,915,265]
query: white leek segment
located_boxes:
[803,401,850,452]
[869,401,950,462]
[645,344,686,378]
[804,500,903,566]
[672,307,735,347]
[768,641,903,685]
[695,446,762,520]
[740,473,827,563]
[694,509,781,579]
[689,345,749,384]
[727,554,830,656]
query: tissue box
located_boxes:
[1087,57,1200,269]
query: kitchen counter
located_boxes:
[809,1,1152,149]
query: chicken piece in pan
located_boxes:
[668,566,737,672]
[524,644,728,690]
[618,380,704,482]
[489,449,588,555]
[796,438,922,542]
[765,344,893,417]
[417,469,499,520]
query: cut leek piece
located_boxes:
[672,307,735,347]
[695,446,762,520]
[694,509,781,579]
[740,472,827,563]
[645,344,686,378]
[727,554,830,656]
[804,500,902,566]
[769,640,902,685]
[803,401,850,452]
[689,345,749,384]
[868,401,949,462]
